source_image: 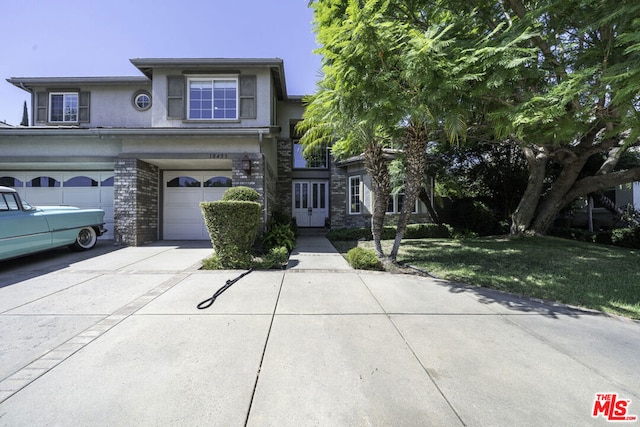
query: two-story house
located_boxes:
[0,57,433,246]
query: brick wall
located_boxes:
[232,153,266,229]
[113,158,159,246]
[276,139,293,216]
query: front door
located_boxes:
[292,181,328,227]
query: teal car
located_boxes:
[0,186,107,261]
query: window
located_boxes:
[349,176,362,214]
[101,177,114,187]
[49,93,78,122]
[64,176,98,187]
[36,91,89,124]
[204,177,232,187]
[386,192,418,214]
[133,91,152,111]
[188,77,238,120]
[167,176,201,187]
[293,143,328,169]
[27,177,60,187]
[0,177,23,187]
[1,193,20,211]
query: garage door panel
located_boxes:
[163,171,231,240]
[0,171,114,240]
[63,188,102,205]
[164,205,204,221]
[165,190,204,205]
[163,221,205,240]
[24,188,64,205]
[203,188,227,201]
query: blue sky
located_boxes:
[0,0,322,125]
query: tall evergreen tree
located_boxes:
[20,101,28,127]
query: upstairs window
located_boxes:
[188,77,238,120]
[293,143,328,169]
[36,91,89,124]
[49,93,78,123]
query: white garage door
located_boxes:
[163,171,232,240]
[0,171,115,239]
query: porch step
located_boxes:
[296,227,329,237]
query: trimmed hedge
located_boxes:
[221,186,260,202]
[200,200,261,268]
[327,223,452,241]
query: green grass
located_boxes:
[352,236,640,319]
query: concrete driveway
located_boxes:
[0,237,639,426]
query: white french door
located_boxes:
[292,180,328,227]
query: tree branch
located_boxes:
[565,168,640,203]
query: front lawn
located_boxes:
[352,236,640,319]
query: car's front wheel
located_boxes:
[72,227,98,251]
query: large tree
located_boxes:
[307,0,640,239]
[303,0,468,261]
[459,0,640,235]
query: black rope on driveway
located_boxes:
[197,268,253,309]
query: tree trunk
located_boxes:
[419,187,441,224]
[529,153,590,233]
[530,167,640,234]
[390,124,428,261]
[510,147,548,235]
[363,141,391,258]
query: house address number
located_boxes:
[209,154,228,159]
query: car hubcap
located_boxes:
[78,229,92,246]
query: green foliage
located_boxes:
[358,237,640,319]
[262,212,296,252]
[256,246,290,269]
[451,199,503,236]
[201,254,222,270]
[611,228,640,249]
[200,201,261,269]
[20,101,28,127]
[548,226,640,249]
[402,223,454,239]
[345,247,383,270]
[262,222,296,252]
[327,223,452,241]
[221,186,259,202]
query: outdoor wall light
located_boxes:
[242,153,252,174]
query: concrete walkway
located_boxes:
[0,236,639,426]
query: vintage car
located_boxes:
[0,186,107,261]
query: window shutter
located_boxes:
[79,91,90,123]
[36,92,47,123]
[167,76,185,119]
[239,75,256,119]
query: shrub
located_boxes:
[451,199,500,235]
[200,200,261,268]
[345,247,383,270]
[201,254,223,270]
[327,223,452,241]
[611,228,640,249]
[404,223,453,239]
[222,186,259,202]
[257,246,290,269]
[262,222,296,252]
[262,212,296,252]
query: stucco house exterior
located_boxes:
[0,58,433,246]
